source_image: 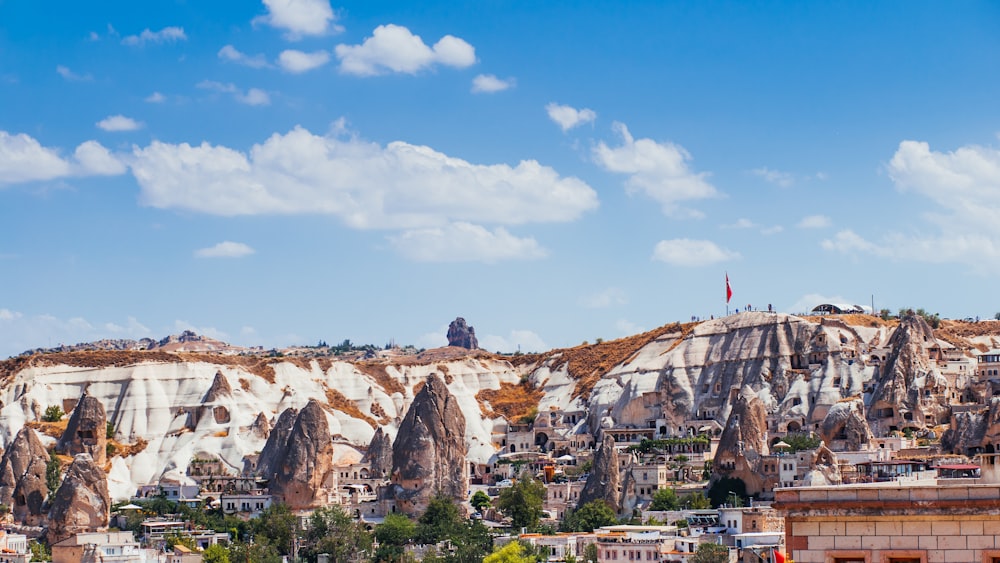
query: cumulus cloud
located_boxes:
[797,214,832,229]
[472,74,514,93]
[196,81,271,106]
[751,167,795,188]
[580,287,628,309]
[0,131,124,185]
[96,115,143,132]
[278,49,331,73]
[128,125,598,230]
[594,122,718,217]
[56,65,91,81]
[722,218,756,229]
[761,225,784,235]
[195,241,256,258]
[821,140,1000,271]
[615,319,644,336]
[388,223,546,263]
[255,0,340,39]
[479,330,548,354]
[121,26,187,46]
[145,92,166,103]
[651,239,739,267]
[218,45,271,68]
[545,103,596,132]
[335,24,475,76]
[0,310,153,358]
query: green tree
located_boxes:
[249,503,297,555]
[45,451,61,495]
[781,433,821,453]
[689,542,729,563]
[42,405,64,423]
[649,488,680,511]
[562,500,616,532]
[299,505,373,563]
[165,534,197,550]
[470,490,492,513]
[375,513,416,562]
[582,544,599,563]
[28,540,51,562]
[202,544,230,563]
[416,494,465,545]
[497,476,545,531]
[228,540,282,563]
[483,541,534,563]
[681,491,711,509]
[106,421,115,439]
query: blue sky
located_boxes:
[1,1,999,357]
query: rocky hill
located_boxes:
[1,313,998,503]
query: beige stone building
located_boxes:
[774,478,1000,563]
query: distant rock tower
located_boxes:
[447,317,479,349]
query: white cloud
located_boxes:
[0,311,154,358]
[819,139,1000,271]
[388,222,547,263]
[218,45,271,68]
[121,26,187,46]
[545,103,596,132]
[128,125,598,230]
[196,81,271,106]
[722,218,756,229]
[615,319,644,336]
[751,167,795,188]
[278,49,331,73]
[797,214,832,229]
[73,141,127,175]
[334,24,475,76]
[255,0,340,39]
[581,287,628,309]
[195,241,256,258]
[173,320,228,341]
[416,327,449,350]
[820,229,887,255]
[651,239,739,267]
[0,132,125,185]
[471,74,515,93]
[594,122,718,217]
[479,330,548,354]
[56,65,91,81]
[145,92,166,103]
[96,114,143,132]
[761,225,784,235]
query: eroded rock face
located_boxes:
[578,434,621,512]
[388,374,467,514]
[801,443,842,486]
[819,398,874,451]
[364,427,393,480]
[200,371,233,425]
[868,314,950,434]
[712,388,770,495]
[942,397,1000,455]
[56,393,107,467]
[0,427,50,525]
[46,454,110,544]
[447,318,479,349]
[249,412,271,440]
[256,400,334,510]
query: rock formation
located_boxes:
[713,388,770,495]
[248,412,271,440]
[0,427,51,525]
[868,314,949,434]
[942,397,1000,455]
[819,398,874,451]
[801,443,842,486]
[447,317,479,349]
[363,427,393,480]
[56,393,108,467]
[578,434,621,512]
[388,374,467,514]
[46,454,110,543]
[256,400,335,510]
[200,371,233,425]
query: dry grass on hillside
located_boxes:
[325,387,378,429]
[355,362,406,395]
[545,322,692,400]
[477,381,544,422]
[800,314,896,328]
[936,319,1000,351]
[26,419,69,439]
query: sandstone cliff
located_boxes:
[0,427,50,525]
[388,374,467,514]
[46,454,110,544]
[819,398,874,451]
[256,400,335,510]
[577,434,621,512]
[56,393,108,466]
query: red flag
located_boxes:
[773,549,785,563]
[726,273,733,304]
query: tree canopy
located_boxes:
[497,476,546,531]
